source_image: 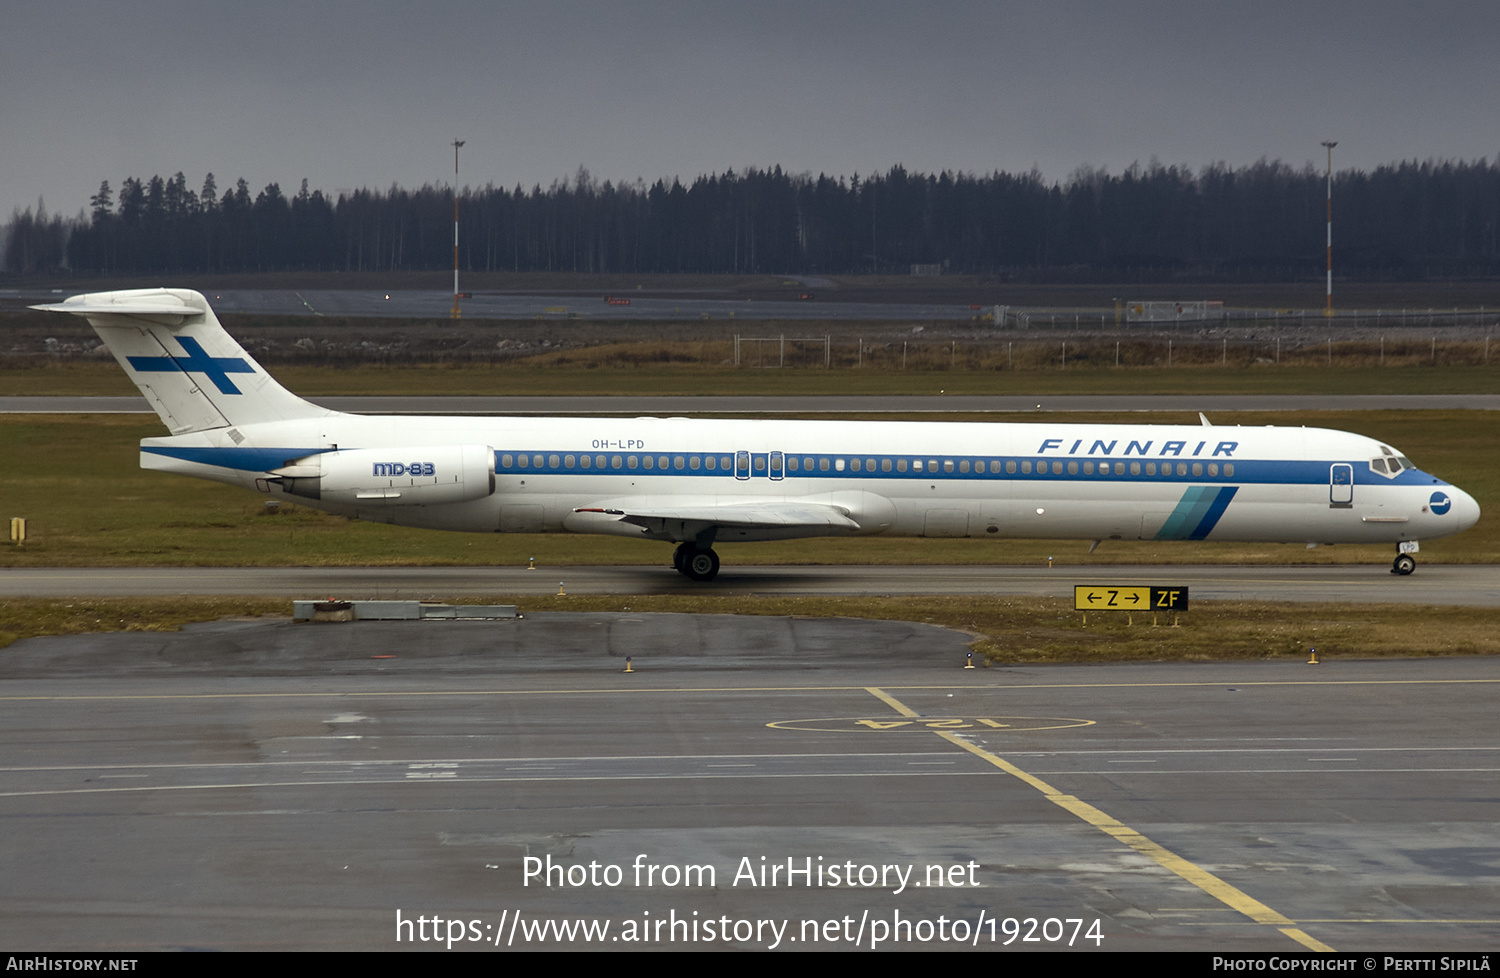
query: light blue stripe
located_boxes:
[1156,486,1219,540]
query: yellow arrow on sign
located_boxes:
[1073,586,1151,610]
[1075,586,1190,611]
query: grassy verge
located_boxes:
[1,594,1494,662]
[2,360,1498,397]
[0,409,1492,568]
[0,597,285,652]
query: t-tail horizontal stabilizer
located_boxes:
[31,288,331,434]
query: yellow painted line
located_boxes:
[864,686,920,717]
[867,686,1334,953]
[767,715,1094,733]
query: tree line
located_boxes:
[7,159,1500,279]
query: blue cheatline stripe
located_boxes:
[142,446,333,471]
[493,450,1403,487]
[1188,485,1238,539]
[1155,486,1238,540]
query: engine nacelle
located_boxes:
[274,445,496,505]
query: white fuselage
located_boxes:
[37,287,1479,576]
[140,413,1480,547]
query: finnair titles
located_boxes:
[35,289,1480,580]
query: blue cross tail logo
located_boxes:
[126,336,255,394]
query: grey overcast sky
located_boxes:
[3,0,1498,219]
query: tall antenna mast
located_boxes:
[451,138,465,320]
[1321,140,1337,317]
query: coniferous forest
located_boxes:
[7,159,1500,280]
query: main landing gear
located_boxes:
[672,542,721,581]
[1391,553,1416,576]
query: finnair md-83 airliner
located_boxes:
[36,288,1479,580]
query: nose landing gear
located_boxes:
[1391,553,1416,576]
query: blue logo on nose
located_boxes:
[1429,492,1452,515]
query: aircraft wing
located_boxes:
[572,499,861,533]
[616,501,860,530]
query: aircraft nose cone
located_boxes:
[1451,486,1481,531]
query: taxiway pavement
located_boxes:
[1,615,1496,951]
[3,563,1497,606]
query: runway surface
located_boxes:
[17,286,984,322]
[5,394,1499,414]
[4,563,1497,606]
[2,614,1497,951]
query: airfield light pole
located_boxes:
[1322,140,1337,317]
[451,138,465,320]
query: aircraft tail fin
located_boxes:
[31,288,331,433]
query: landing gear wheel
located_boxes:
[1392,553,1416,576]
[672,542,692,574]
[683,547,720,582]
